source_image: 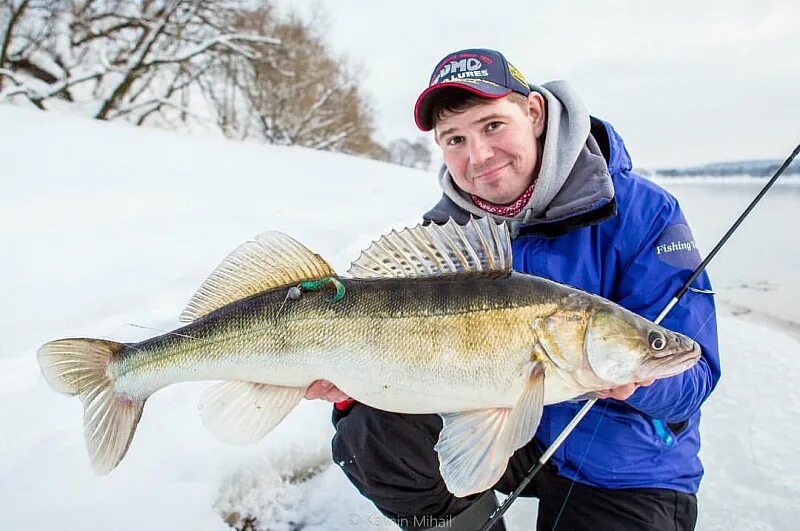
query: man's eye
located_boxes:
[487,121,503,131]
[447,136,463,146]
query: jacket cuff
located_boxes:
[334,399,357,412]
[331,399,358,426]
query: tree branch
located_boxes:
[0,0,31,92]
[146,33,280,66]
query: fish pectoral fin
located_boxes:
[198,381,305,444]
[435,364,544,497]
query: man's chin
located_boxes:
[474,181,534,206]
[480,189,522,205]
[473,182,513,203]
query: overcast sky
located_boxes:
[276,0,799,168]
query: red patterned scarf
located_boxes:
[469,183,535,217]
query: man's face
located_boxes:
[434,93,545,204]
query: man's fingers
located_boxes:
[304,379,332,399]
[305,379,350,402]
[325,387,351,402]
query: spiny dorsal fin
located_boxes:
[180,232,336,322]
[346,217,511,279]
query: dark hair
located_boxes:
[429,88,529,130]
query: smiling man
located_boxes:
[312,49,720,530]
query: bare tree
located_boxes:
[206,7,384,158]
[2,1,388,160]
[0,0,279,126]
[0,0,61,107]
[387,137,433,170]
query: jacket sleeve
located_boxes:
[611,189,721,423]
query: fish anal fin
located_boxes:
[436,364,544,497]
[198,381,305,444]
[181,232,336,322]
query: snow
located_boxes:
[1,105,798,530]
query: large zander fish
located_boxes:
[38,218,700,497]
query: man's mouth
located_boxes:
[471,163,510,182]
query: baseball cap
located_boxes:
[414,48,531,131]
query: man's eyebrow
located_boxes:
[436,113,510,141]
[473,113,508,125]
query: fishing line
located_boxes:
[550,400,609,530]
[691,309,717,343]
[101,323,215,357]
[480,142,800,531]
[125,323,202,341]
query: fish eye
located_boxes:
[649,331,666,351]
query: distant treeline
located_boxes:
[640,159,800,178]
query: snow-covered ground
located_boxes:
[1,106,797,530]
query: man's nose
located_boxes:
[468,136,493,165]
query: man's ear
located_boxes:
[527,92,546,138]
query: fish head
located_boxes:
[584,304,701,387]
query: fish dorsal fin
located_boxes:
[180,231,336,322]
[346,217,512,279]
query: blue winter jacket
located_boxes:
[424,118,721,494]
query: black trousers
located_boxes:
[332,404,698,531]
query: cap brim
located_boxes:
[414,81,512,132]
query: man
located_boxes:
[306,48,720,530]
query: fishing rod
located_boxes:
[480,142,800,531]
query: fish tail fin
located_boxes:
[38,338,144,474]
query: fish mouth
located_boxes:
[636,343,702,380]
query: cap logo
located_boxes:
[434,58,489,84]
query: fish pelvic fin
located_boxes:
[436,363,544,497]
[38,338,144,475]
[181,232,337,323]
[198,381,305,444]
[347,216,512,279]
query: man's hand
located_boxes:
[305,379,350,402]
[594,379,656,401]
